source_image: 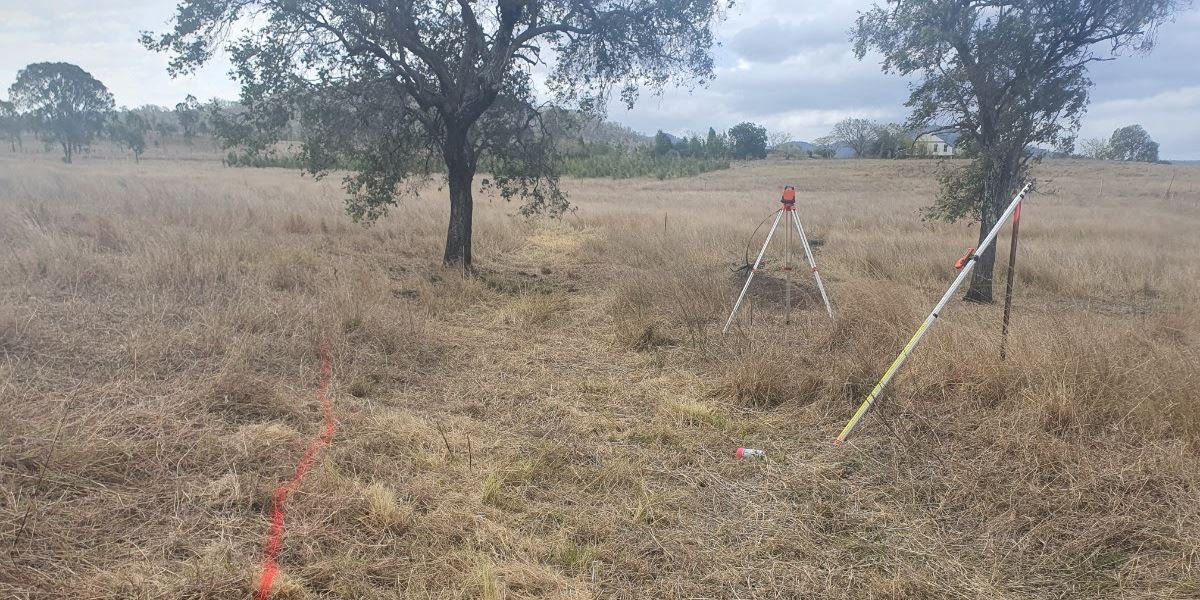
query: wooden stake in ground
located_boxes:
[1000,200,1023,361]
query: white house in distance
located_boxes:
[914,131,960,157]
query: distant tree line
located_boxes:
[649,123,769,160]
[811,118,925,159]
[553,121,773,179]
[2,61,232,163]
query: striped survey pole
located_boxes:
[834,182,1032,444]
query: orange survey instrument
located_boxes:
[781,185,797,209]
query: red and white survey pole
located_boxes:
[834,182,1032,444]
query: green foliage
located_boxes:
[728,122,767,160]
[224,143,730,182]
[8,62,114,163]
[223,150,305,169]
[927,159,986,222]
[174,94,203,142]
[653,130,674,156]
[107,111,148,162]
[871,123,912,158]
[1108,125,1159,162]
[705,127,727,158]
[561,144,728,179]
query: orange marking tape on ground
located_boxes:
[255,342,335,600]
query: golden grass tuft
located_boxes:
[359,481,413,532]
[667,399,730,429]
[474,561,505,600]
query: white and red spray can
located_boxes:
[735,447,765,460]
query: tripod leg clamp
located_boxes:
[954,247,976,270]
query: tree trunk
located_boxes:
[964,154,1020,303]
[61,141,72,164]
[442,127,476,269]
[964,192,999,303]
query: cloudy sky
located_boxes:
[3,0,1198,158]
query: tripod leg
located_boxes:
[723,210,784,335]
[792,209,834,318]
[784,210,792,324]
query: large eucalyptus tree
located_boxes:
[8,63,114,163]
[854,0,1185,301]
[145,0,730,267]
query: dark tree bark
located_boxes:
[965,151,1021,303]
[965,195,999,303]
[442,124,476,268]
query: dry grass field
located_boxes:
[2,151,1199,599]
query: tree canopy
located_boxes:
[144,0,731,267]
[174,94,203,142]
[855,0,1185,301]
[8,62,114,163]
[829,118,876,158]
[1109,124,1159,162]
[108,111,149,162]
[728,121,767,160]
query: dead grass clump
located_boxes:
[717,352,824,409]
[610,276,678,350]
[616,321,676,351]
[0,312,32,354]
[70,214,127,252]
[667,399,730,429]
[327,410,440,477]
[169,544,252,599]
[499,292,570,328]
[282,213,313,234]
[344,312,413,357]
[267,252,319,293]
[207,372,302,424]
[544,540,602,575]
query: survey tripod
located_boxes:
[722,186,833,335]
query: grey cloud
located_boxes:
[729,18,849,64]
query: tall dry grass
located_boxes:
[1,153,1198,599]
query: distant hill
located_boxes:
[542,109,651,150]
[578,118,651,147]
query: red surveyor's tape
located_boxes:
[255,342,335,600]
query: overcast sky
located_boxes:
[3,0,1198,158]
